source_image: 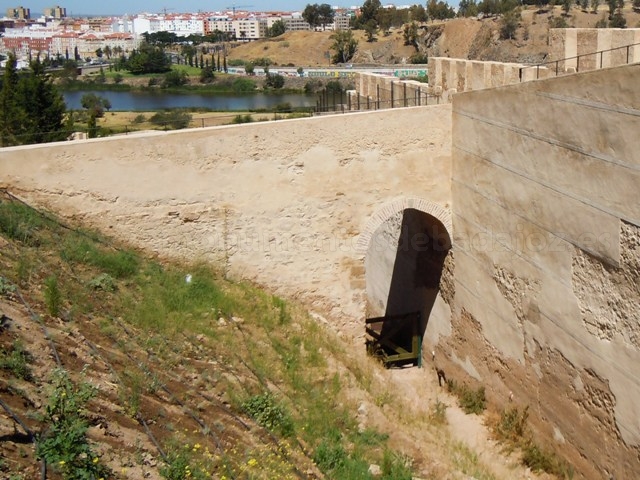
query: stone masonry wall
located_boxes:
[0,106,452,338]
[448,63,640,479]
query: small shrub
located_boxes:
[430,398,448,425]
[36,369,112,480]
[522,442,573,477]
[0,340,33,381]
[160,449,201,480]
[460,385,486,414]
[231,77,257,92]
[272,295,291,324]
[162,69,189,88]
[0,277,16,296]
[447,380,486,415]
[242,392,294,437]
[149,110,193,130]
[232,114,254,124]
[409,53,429,64]
[44,275,62,317]
[88,273,116,292]
[496,405,529,442]
[132,113,146,124]
[313,439,347,471]
[549,16,569,28]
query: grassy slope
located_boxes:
[0,191,427,479]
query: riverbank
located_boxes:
[97,110,286,132]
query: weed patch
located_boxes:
[43,275,62,317]
[242,392,294,437]
[0,340,33,381]
[36,369,112,480]
[447,379,486,414]
[490,405,574,478]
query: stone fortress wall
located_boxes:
[350,28,640,107]
[1,49,639,479]
[447,63,640,479]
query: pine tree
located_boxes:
[17,58,67,144]
[0,54,25,146]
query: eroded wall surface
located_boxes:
[0,106,452,334]
[448,64,640,478]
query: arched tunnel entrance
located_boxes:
[364,207,451,367]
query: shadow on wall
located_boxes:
[366,208,451,364]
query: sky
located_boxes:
[18,0,353,16]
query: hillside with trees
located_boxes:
[227,3,640,66]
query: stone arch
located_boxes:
[360,197,453,367]
[356,197,452,255]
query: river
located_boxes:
[63,90,316,111]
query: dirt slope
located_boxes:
[227,6,640,67]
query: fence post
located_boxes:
[390,82,394,109]
[418,87,421,106]
[600,51,603,69]
[403,82,407,107]
[376,84,380,110]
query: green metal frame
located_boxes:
[365,311,422,368]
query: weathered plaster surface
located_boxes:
[450,64,640,478]
[0,106,452,335]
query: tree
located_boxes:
[458,0,479,17]
[87,111,98,138]
[364,19,377,42]
[0,54,25,146]
[403,22,419,50]
[330,29,358,64]
[200,66,215,83]
[427,0,456,19]
[126,42,171,75]
[95,47,103,58]
[562,0,573,14]
[358,0,382,27]
[16,58,68,144]
[302,4,321,29]
[410,4,428,21]
[591,0,601,12]
[97,66,106,84]
[269,19,286,37]
[162,70,188,88]
[500,10,520,39]
[318,3,335,30]
[609,10,627,26]
[245,63,255,75]
[265,72,285,88]
[104,45,112,59]
[81,93,109,117]
[634,0,640,11]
